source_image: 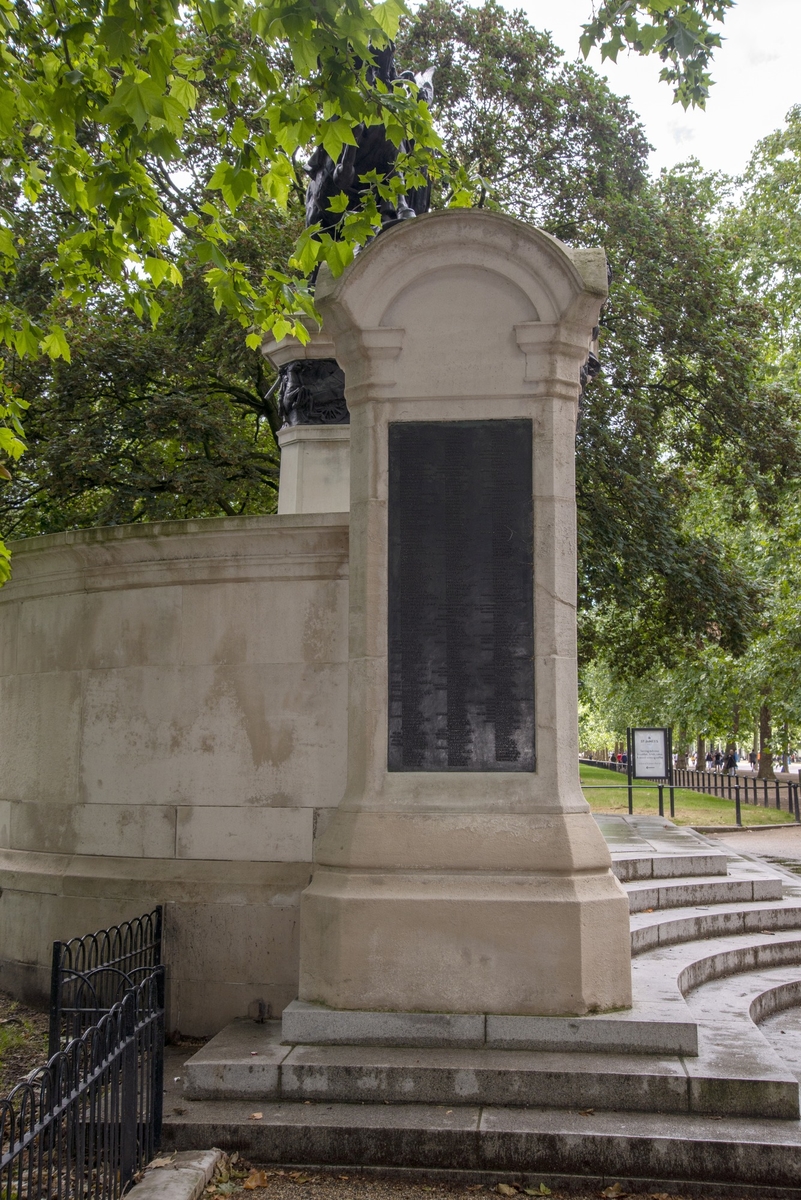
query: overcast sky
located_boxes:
[502,0,801,178]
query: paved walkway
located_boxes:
[710,826,801,862]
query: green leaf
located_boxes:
[40,325,71,362]
[327,191,350,214]
[170,76,198,112]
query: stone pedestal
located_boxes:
[276,426,350,514]
[262,323,350,515]
[298,209,632,1017]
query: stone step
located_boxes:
[612,851,729,883]
[626,873,783,913]
[281,1000,697,1056]
[632,929,801,1009]
[631,899,801,954]
[161,1099,801,1191]
[683,961,801,1027]
[181,1019,798,1119]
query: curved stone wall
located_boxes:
[0,514,348,1034]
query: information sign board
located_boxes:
[631,727,669,779]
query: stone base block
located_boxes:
[299,868,632,1016]
[282,1002,486,1049]
[281,1000,698,1056]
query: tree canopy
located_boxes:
[580,102,801,774]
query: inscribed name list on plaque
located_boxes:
[388,419,535,772]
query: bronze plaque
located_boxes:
[388,420,535,772]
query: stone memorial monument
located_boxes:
[293,207,632,1018]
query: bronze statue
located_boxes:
[305,46,434,236]
[281,43,434,428]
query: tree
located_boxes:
[0,166,302,535]
[0,0,461,574]
[401,1,798,669]
[580,1,735,110]
[1,295,281,536]
[6,0,793,656]
[0,0,741,574]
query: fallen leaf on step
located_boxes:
[579,1109,595,1116]
[244,1170,271,1190]
[495,1185,518,1195]
[148,1157,176,1170]
[648,1193,671,1199]
[601,1184,628,1198]
[644,908,654,914]
[249,1112,263,1120]
[524,1185,551,1196]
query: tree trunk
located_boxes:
[696,736,705,772]
[782,723,790,774]
[758,702,775,780]
[676,728,688,770]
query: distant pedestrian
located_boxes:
[714,749,722,772]
[724,751,737,776]
[749,750,757,772]
[706,752,713,771]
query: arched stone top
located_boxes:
[317,208,606,336]
[316,209,607,403]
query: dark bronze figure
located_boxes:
[280,43,433,428]
[305,46,434,235]
[277,359,349,427]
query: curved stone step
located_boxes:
[612,852,728,883]
[626,873,782,913]
[631,899,801,954]
[678,935,801,996]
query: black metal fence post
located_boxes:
[627,728,633,815]
[658,784,664,817]
[48,941,63,1062]
[735,782,742,827]
[153,966,166,1148]
[120,993,137,1187]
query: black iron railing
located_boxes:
[49,909,162,1058]
[672,768,801,820]
[1,967,164,1200]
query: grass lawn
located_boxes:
[580,763,796,827]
